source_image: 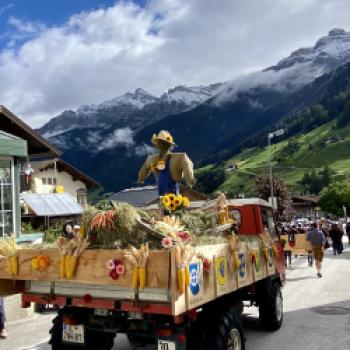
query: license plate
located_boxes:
[62,324,85,344]
[158,340,176,350]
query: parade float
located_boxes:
[0,130,285,350]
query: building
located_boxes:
[0,105,60,237]
[29,158,100,206]
[110,185,208,207]
[0,105,100,234]
[291,195,324,219]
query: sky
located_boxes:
[0,0,350,127]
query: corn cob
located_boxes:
[139,267,146,290]
[177,267,185,294]
[233,251,240,270]
[10,256,18,276]
[132,267,139,288]
[184,266,190,288]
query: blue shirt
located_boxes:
[307,228,325,247]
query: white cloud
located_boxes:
[134,143,155,157]
[0,0,349,126]
[97,127,134,151]
[0,3,13,16]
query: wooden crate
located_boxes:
[1,240,280,312]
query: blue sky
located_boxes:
[0,0,349,127]
[0,1,148,48]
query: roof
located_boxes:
[21,192,83,217]
[228,198,272,208]
[292,195,319,204]
[109,186,158,207]
[31,158,100,189]
[0,105,61,158]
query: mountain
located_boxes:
[197,60,350,196]
[135,28,350,163]
[38,84,222,141]
[38,29,350,192]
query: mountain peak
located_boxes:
[328,28,346,36]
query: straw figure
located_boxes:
[138,130,195,196]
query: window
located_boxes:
[262,208,276,237]
[48,178,52,185]
[53,178,57,185]
[42,178,47,185]
[0,159,14,237]
[77,188,87,206]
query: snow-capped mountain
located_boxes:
[214,28,350,105]
[38,84,222,139]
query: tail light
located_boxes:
[157,328,173,337]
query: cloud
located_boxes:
[0,0,350,127]
[0,3,13,16]
[97,127,134,151]
[134,143,155,157]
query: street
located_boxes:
[2,243,350,350]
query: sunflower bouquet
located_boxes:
[161,193,190,213]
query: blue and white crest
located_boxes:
[189,262,201,295]
[238,253,246,278]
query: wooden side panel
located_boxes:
[0,249,170,289]
[295,234,312,251]
[214,245,238,298]
[251,240,267,282]
[237,242,253,288]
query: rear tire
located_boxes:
[204,309,245,350]
[257,279,283,331]
[49,309,115,350]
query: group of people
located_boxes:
[279,219,348,278]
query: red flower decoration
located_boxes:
[109,270,119,280]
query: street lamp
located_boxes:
[268,129,284,208]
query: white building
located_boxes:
[29,158,100,206]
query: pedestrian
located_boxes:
[329,223,343,255]
[307,222,326,278]
[346,221,350,246]
[0,297,7,339]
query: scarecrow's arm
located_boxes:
[138,156,152,184]
[181,153,195,187]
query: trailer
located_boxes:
[0,199,285,350]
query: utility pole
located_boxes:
[267,129,285,208]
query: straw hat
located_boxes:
[151,130,176,146]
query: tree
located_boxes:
[195,166,226,194]
[254,175,295,222]
[319,182,350,217]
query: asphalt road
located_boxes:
[2,241,350,350]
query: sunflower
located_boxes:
[174,195,182,207]
[162,196,171,208]
[182,196,190,207]
[170,203,177,211]
[168,194,176,203]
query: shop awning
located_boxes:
[21,193,83,217]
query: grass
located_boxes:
[213,121,350,194]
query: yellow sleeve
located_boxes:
[181,153,195,187]
[138,156,155,183]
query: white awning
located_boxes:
[21,192,83,217]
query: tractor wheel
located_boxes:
[204,310,245,350]
[258,280,283,331]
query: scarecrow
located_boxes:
[138,130,195,196]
